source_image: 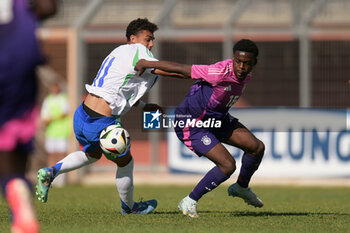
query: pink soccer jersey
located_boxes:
[186,59,252,117]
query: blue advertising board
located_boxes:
[167,108,350,177]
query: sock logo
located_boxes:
[211,182,218,187]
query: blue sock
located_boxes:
[189,166,230,201]
[51,162,63,178]
[237,153,263,188]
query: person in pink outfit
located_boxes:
[0,0,57,232]
[135,39,265,218]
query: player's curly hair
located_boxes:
[233,39,259,58]
[126,18,159,41]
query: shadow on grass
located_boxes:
[154,210,350,217]
[224,211,350,217]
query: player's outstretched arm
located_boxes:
[135,59,191,78]
[152,69,189,79]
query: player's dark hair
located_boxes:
[126,18,158,41]
[233,39,259,58]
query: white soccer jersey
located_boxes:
[85,43,158,116]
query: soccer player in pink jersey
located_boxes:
[0,0,57,232]
[135,39,265,218]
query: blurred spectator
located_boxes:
[41,81,71,187]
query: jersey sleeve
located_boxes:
[136,44,158,74]
[137,44,158,62]
[191,63,224,86]
[0,0,14,25]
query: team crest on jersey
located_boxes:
[201,135,212,146]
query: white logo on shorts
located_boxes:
[201,135,211,146]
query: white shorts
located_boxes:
[45,138,69,154]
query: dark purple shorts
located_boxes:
[174,114,238,156]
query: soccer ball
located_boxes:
[99,125,131,160]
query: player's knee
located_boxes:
[87,149,102,160]
[113,152,133,167]
[220,158,236,176]
[258,140,265,156]
[253,140,265,158]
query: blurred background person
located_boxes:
[0,0,57,232]
[41,81,71,187]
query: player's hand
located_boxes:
[143,103,163,113]
[135,59,147,76]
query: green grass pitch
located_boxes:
[1,185,350,233]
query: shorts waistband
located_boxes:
[83,102,105,118]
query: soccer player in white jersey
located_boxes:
[35,18,170,214]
